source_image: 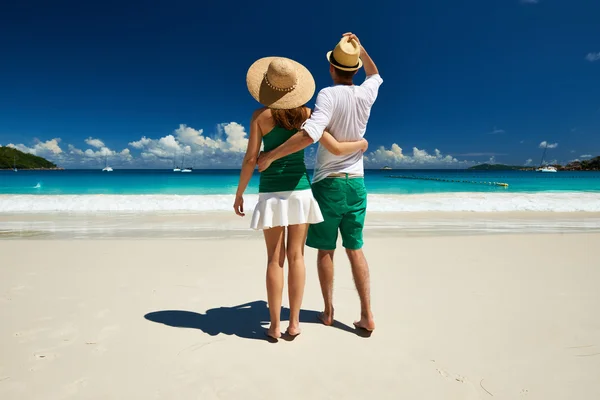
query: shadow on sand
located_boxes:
[145,300,363,342]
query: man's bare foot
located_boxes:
[353,316,375,332]
[317,309,334,326]
[266,326,281,340]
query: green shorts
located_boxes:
[307,176,367,251]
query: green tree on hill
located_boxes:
[0,146,58,169]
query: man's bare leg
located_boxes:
[346,248,375,331]
[317,249,335,325]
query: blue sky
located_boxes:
[1,0,599,168]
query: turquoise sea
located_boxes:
[1,169,600,213]
[1,169,600,195]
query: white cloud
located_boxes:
[585,52,600,62]
[580,154,592,159]
[570,150,576,153]
[7,138,63,157]
[125,123,251,167]
[521,0,539,4]
[7,136,134,168]
[487,127,505,135]
[539,141,558,149]
[85,137,105,148]
[488,156,496,164]
[364,144,471,168]
[454,152,506,157]
[525,159,533,165]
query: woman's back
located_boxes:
[258,109,311,193]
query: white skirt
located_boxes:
[250,189,324,230]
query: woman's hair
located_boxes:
[271,106,310,131]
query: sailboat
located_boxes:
[13,155,17,172]
[172,153,181,172]
[181,156,194,173]
[536,143,557,173]
[102,154,113,172]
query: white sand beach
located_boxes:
[1,219,599,399]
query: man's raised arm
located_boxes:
[257,90,333,172]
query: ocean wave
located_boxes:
[1,193,600,213]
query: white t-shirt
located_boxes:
[302,74,383,183]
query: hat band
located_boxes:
[264,72,297,92]
[330,53,360,70]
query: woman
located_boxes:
[234,57,368,340]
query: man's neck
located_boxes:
[333,78,354,86]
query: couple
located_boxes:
[234,33,382,340]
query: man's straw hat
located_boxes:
[326,37,363,72]
[246,57,315,110]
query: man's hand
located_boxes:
[344,31,378,76]
[343,32,362,50]
[360,138,369,153]
[257,151,273,172]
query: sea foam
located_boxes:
[1,193,600,213]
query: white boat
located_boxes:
[180,155,194,172]
[172,153,181,172]
[536,142,557,173]
[537,166,557,173]
[13,155,17,172]
[102,155,113,172]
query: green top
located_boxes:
[259,125,311,193]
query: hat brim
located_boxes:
[246,57,316,110]
[326,51,363,72]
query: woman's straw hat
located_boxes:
[326,37,363,71]
[246,57,316,109]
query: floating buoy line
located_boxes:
[386,175,509,188]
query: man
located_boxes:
[257,32,382,332]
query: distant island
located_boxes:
[0,146,62,170]
[468,164,523,171]
[469,156,599,171]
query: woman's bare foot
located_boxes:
[353,315,375,332]
[317,309,334,326]
[266,325,281,340]
[286,324,302,337]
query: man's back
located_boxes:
[303,74,383,183]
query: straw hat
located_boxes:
[246,57,316,110]
[326,37,363,71]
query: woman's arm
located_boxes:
[234,109,263,217]
[319,131,368,156]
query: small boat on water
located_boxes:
[536,142,557,173]
[102,155,113,172]
[173,153,181,172]
[13,155,17,172]
[537,166,557,173]
[181,155,194,173]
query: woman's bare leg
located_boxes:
[263,226,286,339]
[286,223,309,336]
